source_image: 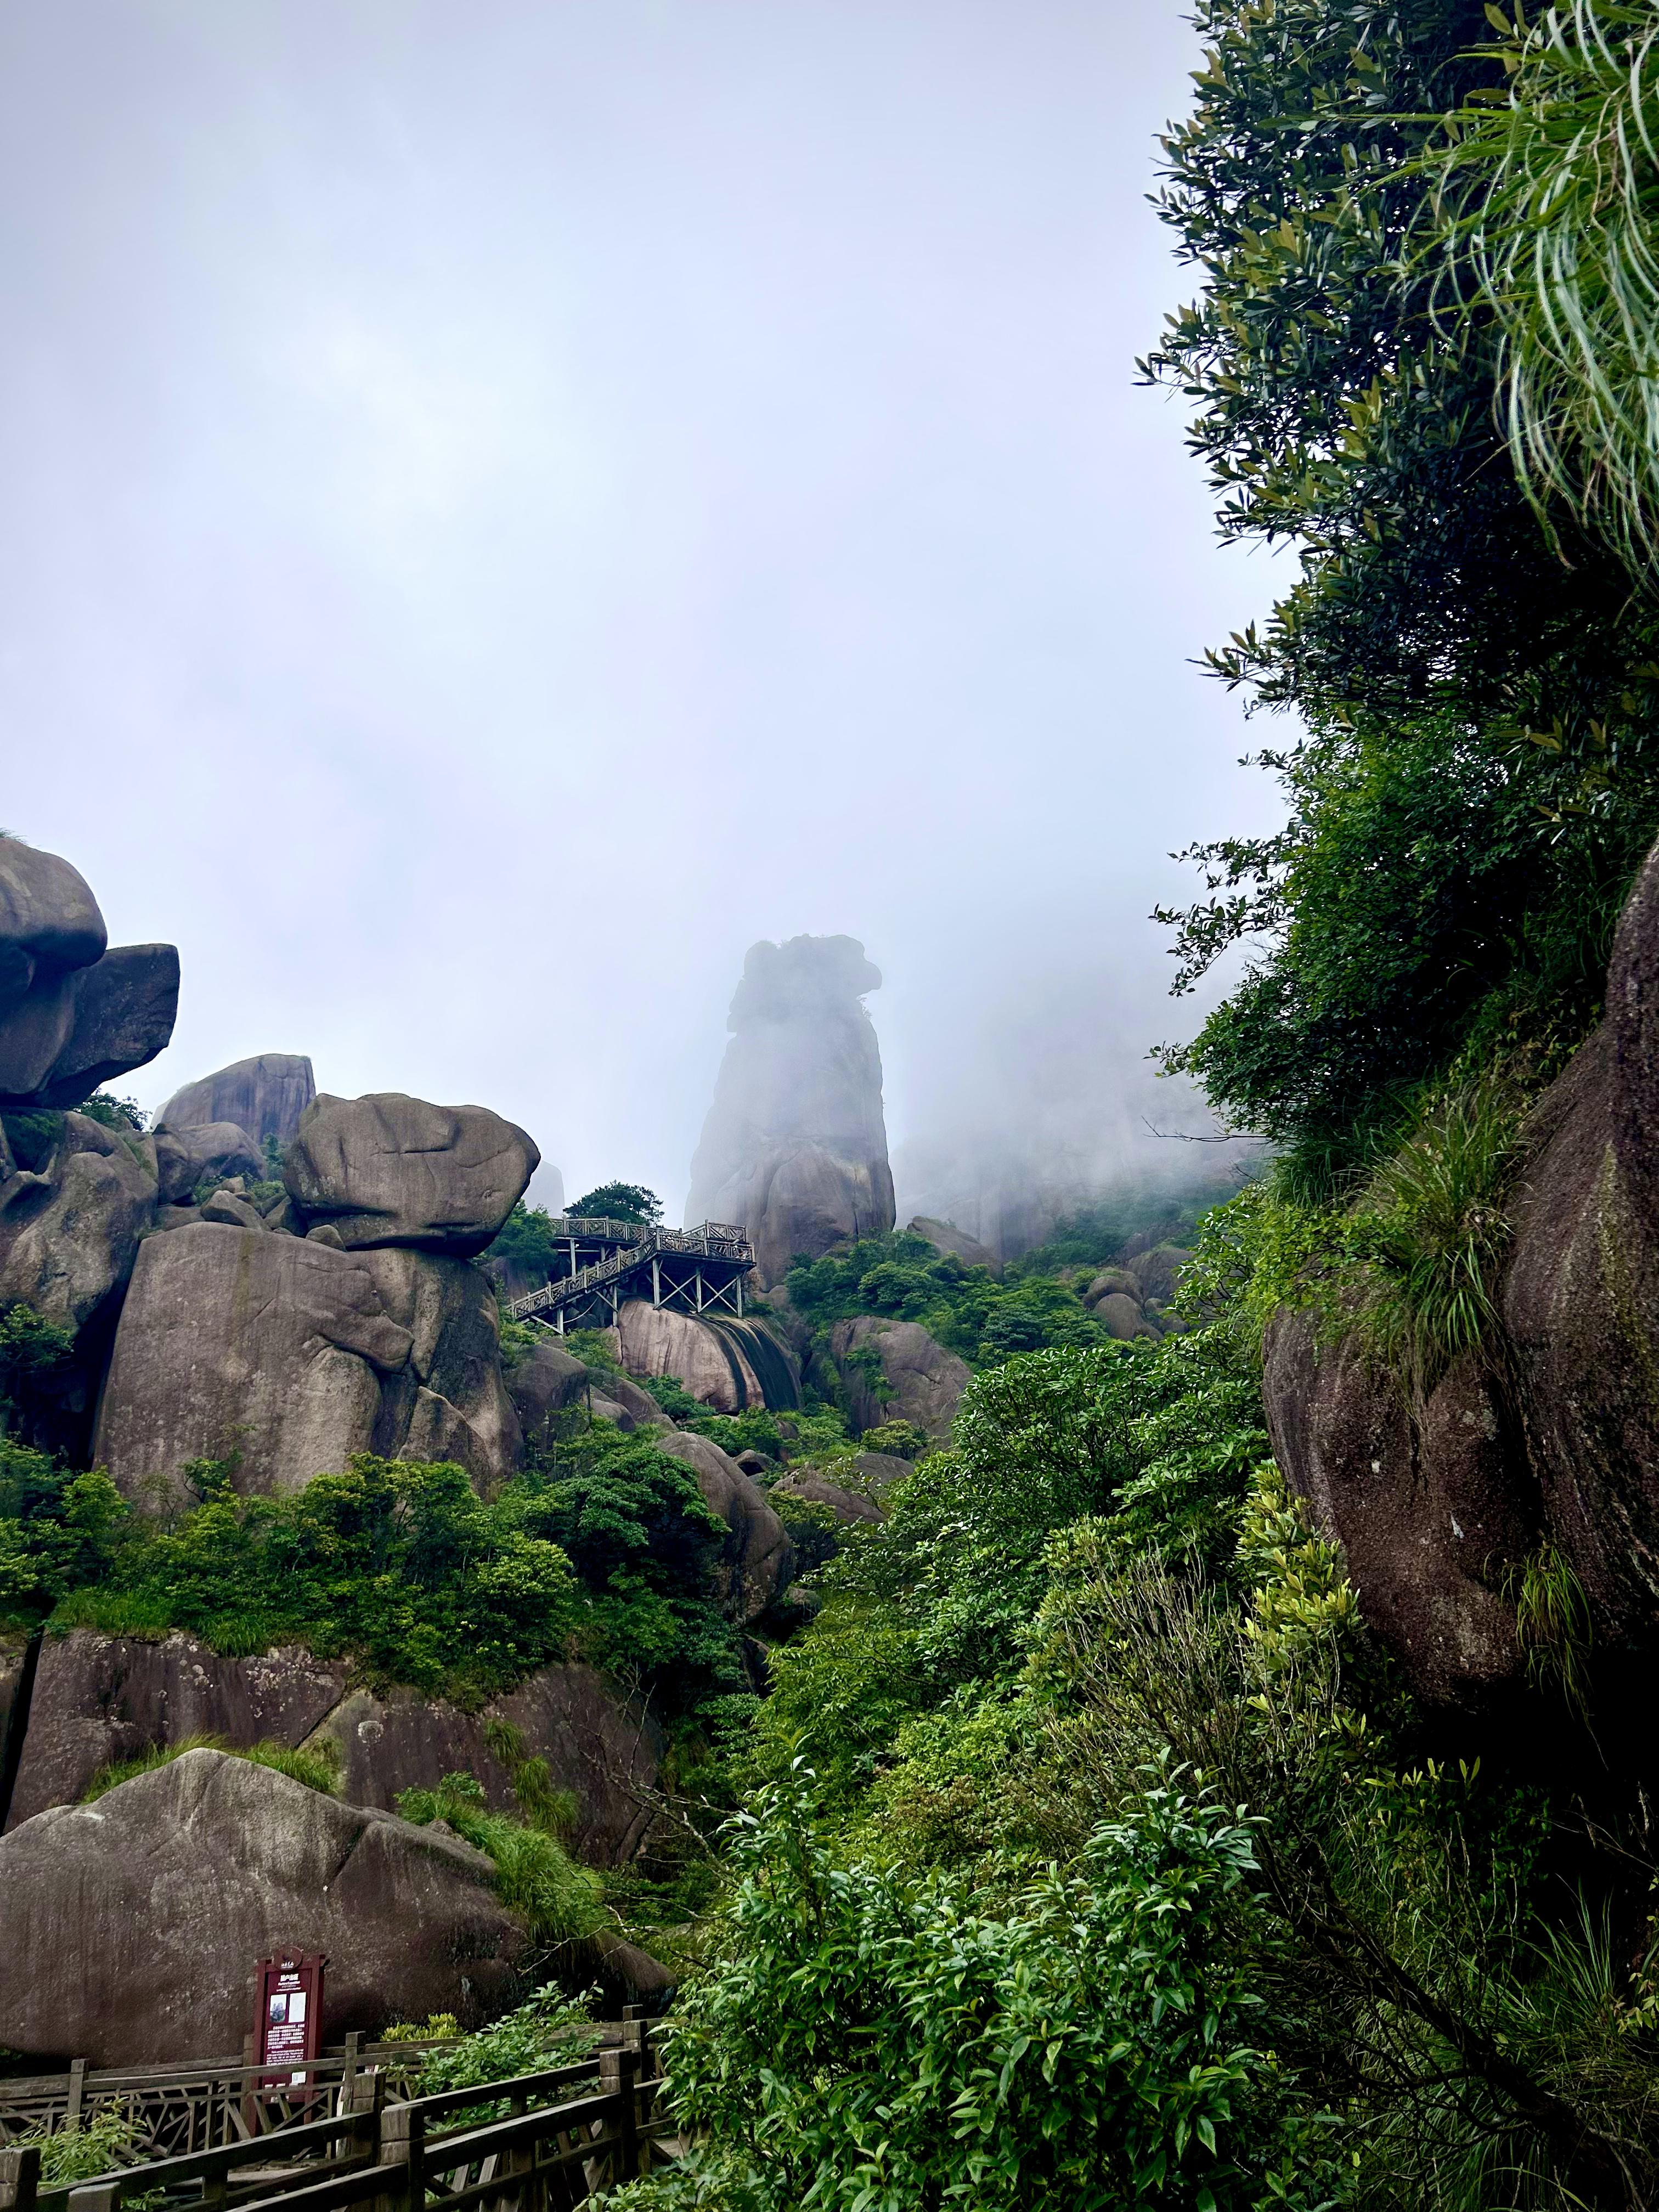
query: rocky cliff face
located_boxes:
[3,1629,663,1864]
[827,1314,970,1440]
[686,935,895,1286]
[1263,833,1659,1719]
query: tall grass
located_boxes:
[1350,1075,1525,1402]
[1431,1,1659,584]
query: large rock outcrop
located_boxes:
[1263,834,1659,1716]
[94,1223,519,1502]
[4,1630,349,1829]
[0,1110,157,1334]
[286,1093,538,1255]
[158,1054,317,1149]
[828,1315,970,1440]
[0,841,177,1110]
[1502,1008,1659,1650]
[1262,1318,1531,1712]
[654,1431,795,1627]
[4,1629,663,1865]
[616,1301,766,1413]
[0,1749,526,2062]
[302,1664,662,1866]
[686,936,894,1286]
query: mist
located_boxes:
[0,2,1286,1214]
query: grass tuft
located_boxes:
[83,1733,342,1802]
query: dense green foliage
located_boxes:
[1431,1,1659,585]
[631,1204,1659,2205]
[405,1984,601,2108]
[510,1421,748,1703]
[1,1425,747,1720]
[1147,0,1659,1182]
[15,1453,582,1702]
[783,1230,1109,1368]
[74,1091,146,1131]
[487,1202,568,1281]
[627,1763,1321,2212]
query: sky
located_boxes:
[0,1,1288,1218]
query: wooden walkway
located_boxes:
[0,2021,669,2212]
[507,1222,753,1334]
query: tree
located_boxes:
[567,1182,663,1226]
[1146,0,1659,1172]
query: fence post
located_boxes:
[197,2147,229,2212]
[65,2186,119,2212]
[65,2061,86,2131]
[340,2033,361,2117]
[347,2070,384,2121]
[0,2147,40,2212]
[597,2049,637,2183]
[376,2102,424,2212]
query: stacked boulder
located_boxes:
[0,843,179,1443]
[1078,1242,1192,1342]
[95,1092,537,1501]
[157,1052,315,1149]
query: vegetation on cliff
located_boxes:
[616,5,1659,2203]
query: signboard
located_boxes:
[253,1952,326,2080]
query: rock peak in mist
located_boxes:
[686,933,895,1284]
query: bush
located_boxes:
[785,1232,1106,1370]
[628,1762,1330,2212]
[409,1983,601,2110]
[45,1454,582,1702]
[512,1425,745,1703]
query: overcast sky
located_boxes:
[0,1,1285,1215]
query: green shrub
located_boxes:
[626,1762,1330,2212]
[74,1092,146,1132]
[44,1454,582,1702]
[12,2107,152,2183]
[409,1984,601,2110]
[642,1374,703,1420]
[785,1232,1107,1371]
[379,2013,459,2044]
[1347,1074,1526,1400]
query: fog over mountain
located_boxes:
[0,2,1284,1212]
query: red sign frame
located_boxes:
[253,1951,327,2080]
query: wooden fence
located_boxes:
[0,2038,458,2160]
[0,2023,667,2212]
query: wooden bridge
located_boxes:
[506,1218,754,1335]
[0,2018,670,2212]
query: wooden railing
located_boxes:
[506,1224,753,1327]
[0,2041,454,2161]
[0,2025,667,2212]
